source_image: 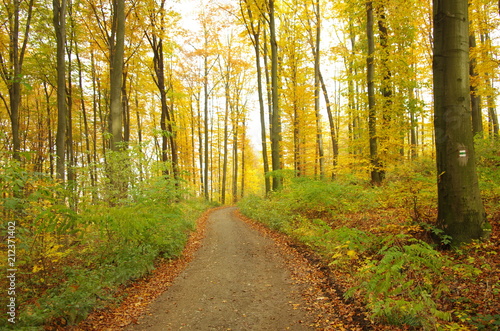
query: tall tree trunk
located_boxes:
[109,0,125,151]
[241,0,271,195]
[313,0,325,179]
[147,30,179,181]
[66,34,75,185]
[269,0,282,191]
[486,86,499,139]
[366,1,382,185]
[221,84,230,204]
[43,83,55,176]
[203,53,210,200]
[377,4,390,179]
[433,0,488,245]
[232,114,239,203]
[241,119,246,199]
[319,71,338,177]
[347,21,357,156]
[53,0,67,180]
[409,87,418,159]
[469,33,483,136]
[122,71,130,144]
[2,0,34,161]
[75,41,95,193]
[91,49,99,185]
[256,34,271,194]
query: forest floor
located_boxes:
[67,206,373,330]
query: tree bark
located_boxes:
[313,0,325,179]
[469,33,483,136]
[433,0,488,245]
[53,0,67,180]
[269,0,282,191]
[366,1,383,185]
[1,0,34,161]
[109,0,125,151]
[241,0,271,195]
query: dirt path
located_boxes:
[126,207,314,330]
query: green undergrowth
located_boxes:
[238,154,499,330]
[0,163,211,329]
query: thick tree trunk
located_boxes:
[433,0,488,245]
[4,0,34,161]
[109,0,125,151]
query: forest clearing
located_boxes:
[1,0,500,329]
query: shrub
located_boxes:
[347,235,452,328]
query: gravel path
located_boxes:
[126,207,313,330]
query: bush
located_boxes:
[347,235,452,328]
[0,168,209,329]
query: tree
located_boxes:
[53,0,67,180]
[109,0,125,150]
[240,0,271,195]
[146,0,179,181]
[0,0,34,161]
[432,0,488,245]
[269,0,282,191]
[366,1,383,185]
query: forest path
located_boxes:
[126,207,315,330]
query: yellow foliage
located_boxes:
[347,249,358,259]
[32,264,43,273]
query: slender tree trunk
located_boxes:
[469,33,483,136]
[377,4,390,179]
[313,0,325,179]
[319,71,338,177]
[347,22,357,156]
[366,1,382,185]
[75,43,95,192]
[91,49,99,185]
[486,86,499,138]
[53,0,67,180]
[122,71,130,144]
[43,83,55,176]
[135,96,144,182]
[241,0,271,195]
[232,114,239,203]
[241,119,246,199]
[409,88,418,159]
[255,29,271,195]
[433,0,488,245]
[269,0,282,191]
[203,53,210,199]
[147,31,179,181]
[221,85,229,204]
[66,36,75,185]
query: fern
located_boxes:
[347,236,452,328]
